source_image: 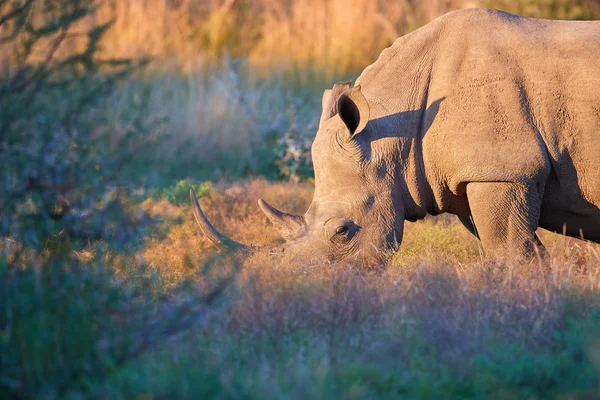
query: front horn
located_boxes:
[190,189,250,252]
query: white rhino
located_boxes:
[191,9,600,264]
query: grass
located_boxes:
[114,179,600,399]
[87,0,599,76]
[94,65,328,184]
[88,0,466,75]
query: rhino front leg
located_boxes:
[458,213,544,249]
[466,181,543,258]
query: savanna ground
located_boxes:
[2,1,600,398]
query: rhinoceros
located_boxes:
[191,8,600,264]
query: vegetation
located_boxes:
[1,0,600,398]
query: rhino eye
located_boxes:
[336,226,348,235]
[327,220,358,243]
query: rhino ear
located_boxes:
[338,85,370,137]
[319,82,351,127]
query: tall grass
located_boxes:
[88,0,472,75]
[99,65,325,183]
[84,0,600,75]
[130,179,600,398]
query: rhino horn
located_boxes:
[258,199,306,241]
[190,189,250,252]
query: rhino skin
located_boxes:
[192,8,600,264]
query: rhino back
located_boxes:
[358,9,600,216]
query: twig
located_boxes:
[0,0,35,28]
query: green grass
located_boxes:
[152,180,211,205]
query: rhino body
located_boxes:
[192,9,600,263]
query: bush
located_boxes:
[0,3,234,397]
[157,180,211,206]
[0,0,151,257]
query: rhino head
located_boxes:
[191,82,406,266]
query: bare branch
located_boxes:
[0,0,34,28]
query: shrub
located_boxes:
[157,180,211,206]
[0,3,233,395]
[0,0,149,256]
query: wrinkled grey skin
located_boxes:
[191,9,600,265]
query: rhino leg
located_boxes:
[458,213,544,251]
[466,181,543,259]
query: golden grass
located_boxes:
[142,179,600,290]
[140,179,600,361]
[1,0,482,75]
[87,0,599,76]
[142,179,314,283]
[93,0,202,72]
[7,0,598,77]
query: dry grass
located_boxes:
[142,179,600,340]
[7,178,600,396]
[142,179,314,283]
[6,0,594,78]
[130,179,600,397]
[247,0,467,76]
[94,0,474,74]
[4,0,599,78]
[1,0,482,75]
[85,0,600,76]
